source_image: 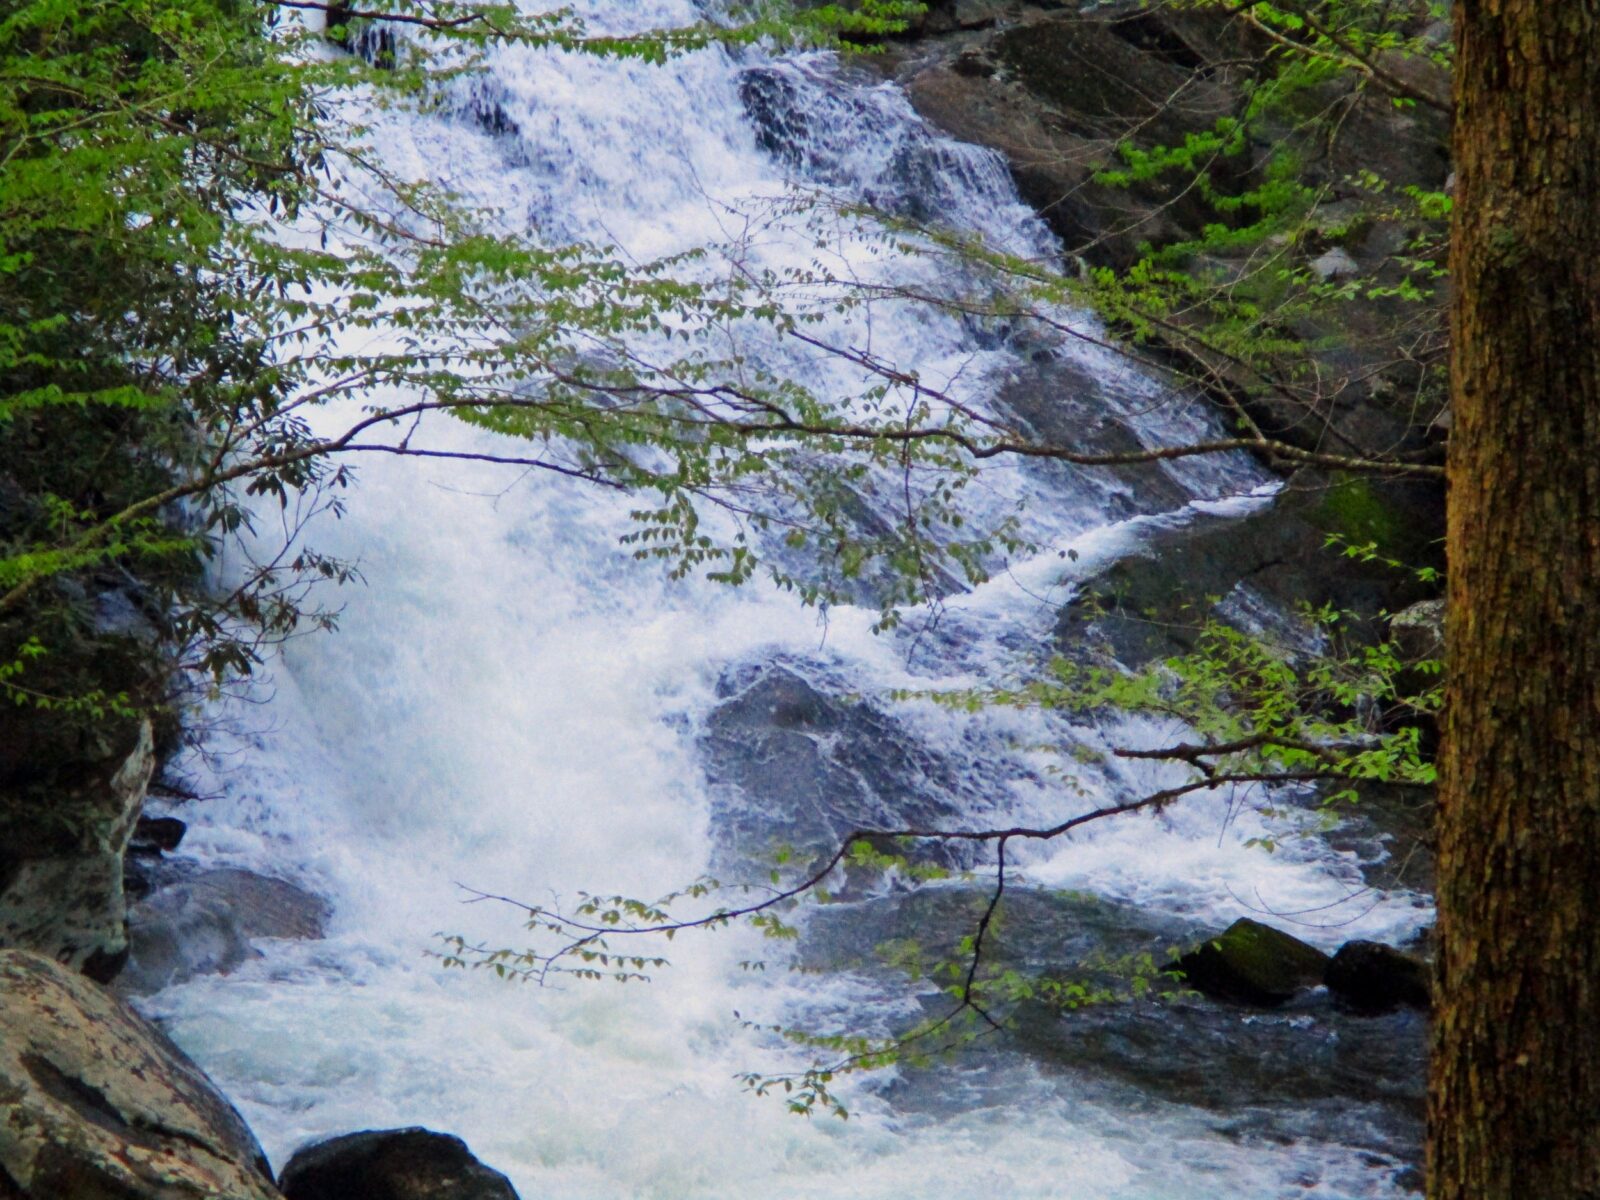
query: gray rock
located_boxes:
[0,948,280,1199]
[1055,479,1434,668]
[701,662,980,872]
[0,718,154,980]
[118,867,330,996]
[280,1128,518,1200]
[992,359,1195,519]
[799,883,1424,1174]
[798,881,1189,980]
[1173,917,1332,1007]
[1311,247,1361,281]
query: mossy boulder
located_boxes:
[1174,917,1331,1007]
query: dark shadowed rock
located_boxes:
[130,814,188,855]
[280,1129,518,1200]
[796,882,1425,1174]
[117,866,330,996]
[1054,478,1432,668]
[1326,940,1431,1014]
[1390,597,1446,664]
[0,949,280,1199]
[1174,917,1331,1007]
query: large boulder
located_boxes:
[701,661,982,872]
[279,1129,518,1200]
[0,718,155,980]
[118,866,331,996]
[0,948,280,1199]
[1325,940,1431,1014]
[1173,917,1332,1007]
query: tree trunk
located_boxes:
[1430,4,1600,1198]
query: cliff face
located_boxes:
[0,717,155,981]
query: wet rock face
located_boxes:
[701,662,982,872]
[799,882,1190,981]
[279,1129,518,1200]
[993,360,1195,519]
[887,4,1251,268]
[874,1,1455,496]
[1054,481,1432,668]
[118,866,330,997]
[0,718,155,981]
[1173,918,1332,1008]
[0,949,280,1200]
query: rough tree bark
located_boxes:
[1430,4,1600,1198]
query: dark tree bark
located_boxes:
[1430,4,1600,1198]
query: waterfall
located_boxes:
[139,4,1431,1196]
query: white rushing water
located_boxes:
[141,5,1432,1197]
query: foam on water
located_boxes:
[143,8,1429,1197]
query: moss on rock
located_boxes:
[1174,917,1331,1007]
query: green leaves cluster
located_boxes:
[0,0,1019,729]
[1082,0,1453,441]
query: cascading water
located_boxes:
[138,4,1431,1197]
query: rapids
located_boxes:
[140,4,1431,1196]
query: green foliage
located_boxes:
[935,610,1437,797]
[0,0,996,731]
[1079,0,1453,444]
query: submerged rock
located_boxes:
[1011,990,1426,1170]
[1173,917,1331,1007]
[1325,940,1431,1014]
[279,1128,519,1200]
[118,866,330,996]
[0,949,279,1199]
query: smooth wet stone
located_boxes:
[280,1128,518,1200]
[118,866,330,996]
